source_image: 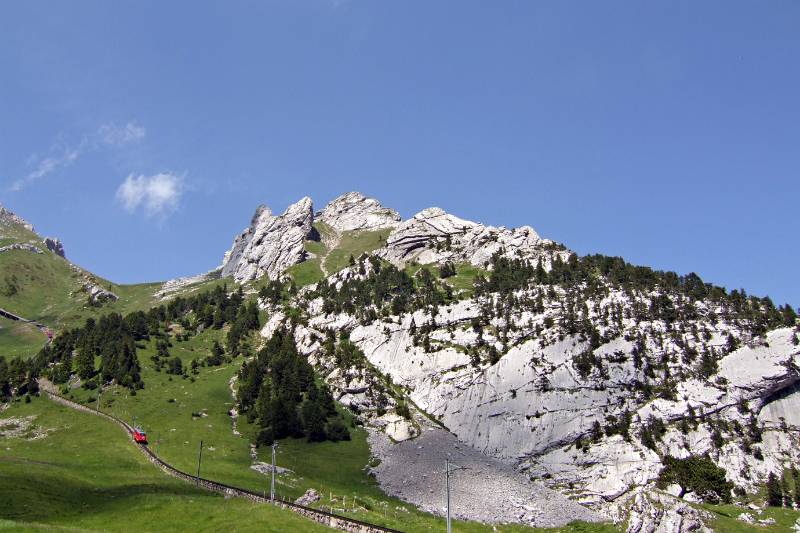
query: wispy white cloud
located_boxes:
[10,121,146,191]
[98,122,146,146]
[116,172,184,217]
[11,143,84,191]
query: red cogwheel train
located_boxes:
[132,425,148,444]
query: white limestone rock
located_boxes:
[0,205,34,232]
[68,265,119,303]
[295,488,321,505]
[0,243,43,254]
[622,490,713,533]
[379,206,566,268]
[737,512,756,524]
[155,271,218,299]
[220,197,314,282]
[85,283,118,303]
[375,413,419,442]
[316,192,401,232]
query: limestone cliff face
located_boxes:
[379,207,565,268]
[317,192,401,232]
[221,191,799,530]
[339,303,800,500]
[220,197,314,282]
[271,263,799,529]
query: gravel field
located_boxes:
[367,420,603,528]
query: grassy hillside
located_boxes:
[284,226,393,289]
[323,228,391,274]
[0,397,331,532]
[0,216,231,360]
[0,317,46,358]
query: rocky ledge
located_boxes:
[316,192,401,233]
[43,237,65,258]
[378,207,565,268]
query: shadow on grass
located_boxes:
[0,469,210,524]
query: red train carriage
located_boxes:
[132,426,148,444]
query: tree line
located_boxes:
[33,284,260,391]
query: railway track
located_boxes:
[41,388,402,533]
[0,306,53,342]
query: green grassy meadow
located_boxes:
[323,229,391,274]
[0,317,46,358]
[703,503,800,532]
[0,396,331,532]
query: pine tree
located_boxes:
[301,387,327,442]
[212,308,224,329]
[590,420,603,442]
[782,472,792,507]
[766,472,783,507]
[75,347,95,380]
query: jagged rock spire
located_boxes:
[220,197,314,282]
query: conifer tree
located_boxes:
[766,472,783,507]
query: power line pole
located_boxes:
[270,441,277,502]
[445,460,467,533]
[196,440,203,486]
[446,459,451,533]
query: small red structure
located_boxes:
[132,426,148,444]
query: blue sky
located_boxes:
[1,2,798,306]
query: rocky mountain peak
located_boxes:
[380,205,559,268]
[0,204,35,232]
[220,196,314,282]
[316,191,401,232]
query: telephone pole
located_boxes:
[196,440,204,486]
[270,442,277,502]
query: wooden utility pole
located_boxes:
[270,442,277,501]
[196,440,203,486]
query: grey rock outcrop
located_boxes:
[155,271,219,299]
[0,243,43,254]
[69,265,118,303]
[621,490,713,533]
[85,282,118,303]
[220,197,314,282]
[316,192,401,232]
[294,488,321,506]
[43,237,65,258]
[0,205,34,232]
[379,207,566,268]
